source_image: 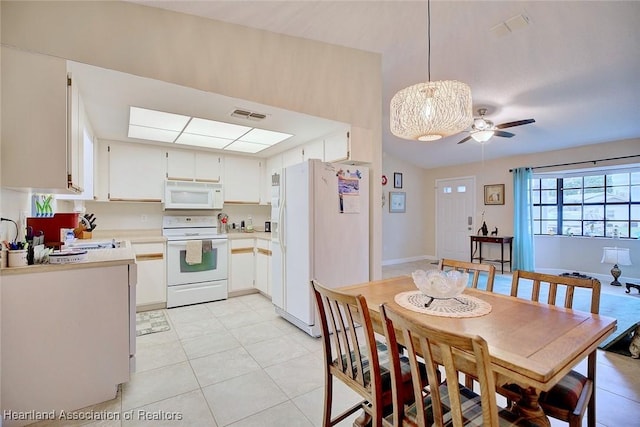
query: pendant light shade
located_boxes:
[390,80,473,141]
[390,0,473,142]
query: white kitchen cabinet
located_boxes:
[166,149,195,181]
[282,147,304,168]
[108,141,165,201]
[324,127,372,164]
[303,138,324,162]
[255,238,272,297]
[229,239,255,293]
[166,149,223,182]
[2,264,132,419]
[323,129,350,163]
[57,104,96,201]
[224,156,262,203]
[195,152,223,182]
[133,242,166,310]
[1,46,83,193]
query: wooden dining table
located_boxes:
[338,275,617,426]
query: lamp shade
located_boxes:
[601,247,632,266]
[390,80,473,141]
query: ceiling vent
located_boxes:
[231,109,268,121]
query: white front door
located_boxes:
[436,177,476,261]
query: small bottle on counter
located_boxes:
[247,216,254,232]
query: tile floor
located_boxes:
[30,261,640,427]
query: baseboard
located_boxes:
[382,255,436,266]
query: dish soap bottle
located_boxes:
[246,216,254,232]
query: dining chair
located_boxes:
[311,280,426,427]
[379,303,538,427]
[509,270,602,427]
[438,259,496,389]
[438,259,496,292]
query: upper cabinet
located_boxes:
[1,46,85,193]
[108,142,165,201]
[223,156,262,204]
[324,127,372,164]
[166,149,223,182]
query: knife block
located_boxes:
[80,231,93,239]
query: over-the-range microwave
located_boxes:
[164,180,223,210]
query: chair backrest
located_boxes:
[311,279,383,405]
[510,270,601,314]
[439,259,496,292]
[380,303,502,427]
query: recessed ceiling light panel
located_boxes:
[175,133,233,149]
[224,140,270,154]
[128,125,180,143]
[184,117,251,139]
[129,106,190,131]
[239,128,293,145]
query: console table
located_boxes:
[470,235,513,274]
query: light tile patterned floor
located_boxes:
[28,261,640,427]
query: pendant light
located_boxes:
[390,0,473,141]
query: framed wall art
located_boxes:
[389,191,406,213]
[484,184,505,205]
[394,172,403,188]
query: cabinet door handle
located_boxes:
[136,253,164,261]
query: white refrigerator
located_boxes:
[271,159,370,336]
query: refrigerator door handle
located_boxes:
[279,198,285,252]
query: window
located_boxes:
[531,169,640,238]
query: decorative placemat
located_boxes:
[394,291,492,318]
[136,310,171,336]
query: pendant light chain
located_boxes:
[427,0,431,82]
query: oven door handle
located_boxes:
[167,239,228,247]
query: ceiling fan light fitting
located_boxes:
[471,129,495,143]
[390,80,473,141]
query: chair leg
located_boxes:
[323,373,333,427]
[587,352,597,427]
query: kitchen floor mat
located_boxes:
[136,310,171,336]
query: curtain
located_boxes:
[512,167,534,270]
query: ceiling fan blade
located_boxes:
[494,130,515,138]
[496,118,535,129]
[457,135,473,144]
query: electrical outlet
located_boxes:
[140,215,148,222]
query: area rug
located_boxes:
[470,273,640,350]
[136,310,171,336]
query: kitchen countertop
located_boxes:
[91,229,167,244]
[227,231,272,240]
[0,246,135,276]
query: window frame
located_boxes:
[531,169,640,238]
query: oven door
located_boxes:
[166,239,228,285]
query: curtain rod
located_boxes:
[509,154,640,172]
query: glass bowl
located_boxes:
[411,269,469,299]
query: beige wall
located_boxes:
[381,152,429,264]
[0,1,383,279]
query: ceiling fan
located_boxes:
[457,108,535,144]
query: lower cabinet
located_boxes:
[229,239,255,293]
[133,242,166,310]
[255,239,271,297]
[229,237,272,297]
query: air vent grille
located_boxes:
[231,109,267,121]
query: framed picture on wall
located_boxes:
[484,184,505,205]
[394,172,403,188]
[389,191,406,213]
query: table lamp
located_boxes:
[601,247,632,286]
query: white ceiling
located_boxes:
[84,0,639,169]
